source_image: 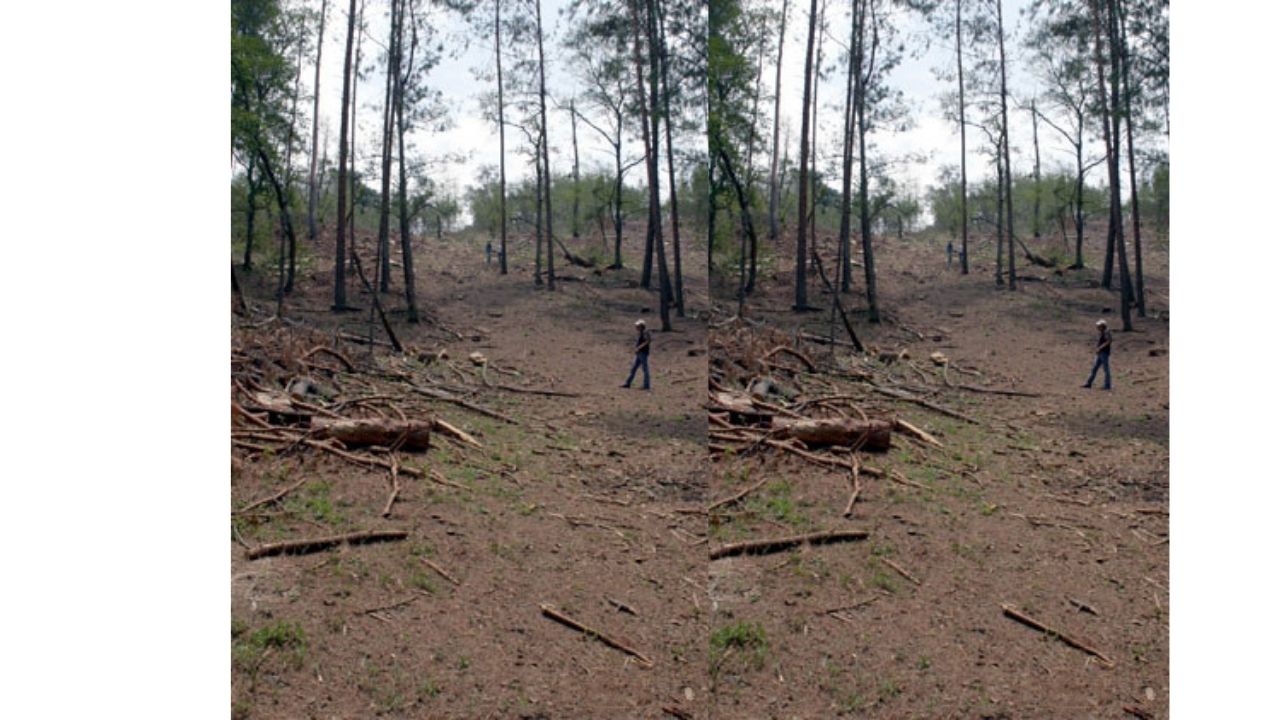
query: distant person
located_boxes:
[621,319,652,390]
[946,240,954,270]
[485,240,493,265]
[1082,319,1113,390]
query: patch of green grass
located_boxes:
[871,542,896,558]
[710,621,769,676]
[232,621,308,676]
[917,655,931,671]
[407,570,437,594]
[877,678,902,701]
[870,569,899,595]
[283,480,346,527]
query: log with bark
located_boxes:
[311,417,432,451]
[769,417,892,451]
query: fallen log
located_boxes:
[311,417,432,451]
[245,529,409,560]
[770,417,892,451]
[710,529,870,560]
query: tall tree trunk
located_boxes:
[629,0,656,291]
[495,0,508,274]
[642,0,672,330]
[333,0,357,310]
[1073,116,1085,268]
[996,0,1015,290]
[855,0,879,322]
[809,0,826,274]
[995,147,1004,285]
[767,0,790,243]
[244,153,258,270]
[1090,0,1131,330]
[655,0,683,316]
[534,138,544,285]
[282,29,305,293]
[956,0,969,274]
[614,109,624,268]
[307,0,328,241]
[535,0,555,291]
[1031,99,1041,240]
[837,0,858,293]
[1117,0,1145,316]
[570,98,581,240]
[794,0,819,311]
[743,26,766,294]
[376,0,400,293]
[256,149,298,303]
[348,0,365,264]
[396,0,419,323]
[1105,0,1133,326]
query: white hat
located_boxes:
[1096,319,1107,327]
[635,319,646,327]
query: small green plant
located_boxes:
[233,621,308,676]
[870,570,899,595]
[878,678,901,701]
[917,655,931,670]
[710,621,769,676]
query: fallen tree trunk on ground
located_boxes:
[770,417,892,450]
[245,529,409,560]
[709,529,870,560]
[311,417,432,451]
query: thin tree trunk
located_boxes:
[956,0,969,274]
[794,0,819,311]
[348,0,365,264]
[376,0,399,293]
[995,148,1004,285]
[535,0,555,291]
[1073,118,1085,268]
[630,0,656,291]
[837,0,858,293]
[744,25,768,294]
[1090,0,1131,330]
[642,0,672,330]
[397,0,419,322]
[767,0,790,243]
[655,0,683,316]
[1117,0,1144,316]
[282,30,305,293]
[855,0,879,322]
[1105,0,1133,327]
[495,0,508,274]
[256,149,298,304]
[535,138,543,285]
[809,0,826,274]
[1031,99,1042,240]
[996,0,1015,290]
[614,110,624,267]
[244,153,258,270]
[307,0,328,241]
[333,0,357,310]
[571,98,581,239]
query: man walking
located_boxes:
[946,240,954,270]
[1083,319,1112,390]
[622,319,652,390]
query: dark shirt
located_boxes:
[1096,328,1112,354]
[635,329,652,355]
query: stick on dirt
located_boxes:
[710,529,870,560]
[245,529,409,560]
[539,603,654,668]
[1001,603,1115,667]
[235,477,310,516]
[421,556,461,586]
[706,475,771,513]
[879,556,923,586]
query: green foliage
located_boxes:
[232,620,308,675]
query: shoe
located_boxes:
[1082,384,1091,389]
[621,384,630,389]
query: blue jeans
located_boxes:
[1085,352,1111,389]
[624,352,650,389]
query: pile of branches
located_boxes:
[707,322,955,470]
[231,324,484,488]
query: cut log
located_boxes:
[770,417,893,451]
[710,529,870,560]
[311,417,432,451]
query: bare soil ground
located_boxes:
[704,228,1168,719]
[232,226,710,719]
[231,220,1167,719]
